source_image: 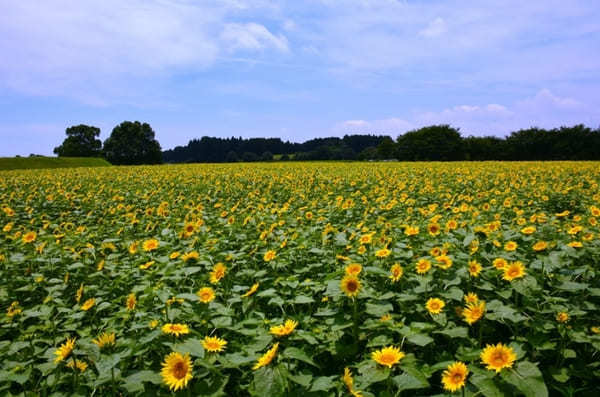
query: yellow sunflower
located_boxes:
[54,337,76,363]
[81,298,95,311]
[468,260,482,277]
[375,248,391,258]
[253,343,279,370]
[126,293,136,310]
[209,263,227,284]
[202,336,227,353]
[263,250,277,261]
[242,282,259,298]
[22,231,37,244]
[269,319,298,337]
[389,263,403,282]
[502,261,526,281]
[345,263,362,276]
[416,259,432,274]
[426,298,445,315]
[142,238,159,252]
[480,343,517,372]
[556,312,569,323]
[162,323,190,337]
[463,301,486,325]
[340,275,361,298]
[441,361,469,392]
[532,241,548,251]
[161,352,193,391]
[196,287,216,303]
[66,359,88,372]
[371,346,405,368]
[92,332,116,349]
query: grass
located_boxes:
[0,156,111,171]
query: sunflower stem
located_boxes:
[352,298,358,343]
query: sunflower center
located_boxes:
[452,372,463,383]
[172,361,187,379]
[492,351,506,365]
[380,353,395,364]
[346,281,358,292]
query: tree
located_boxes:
[396,125,464,161]
[103,121,162,165]
[54,124,102,157]
[225,151,240,162]
[377,137,396,159]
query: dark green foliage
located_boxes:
[396,125,464,161]
[54,124,102,157]
[103,121,162,165]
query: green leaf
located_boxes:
[407,333,434,346]
[309,375,338,392]
[293,295,315,304]
[173,338,205,358]
[434,327,469,338]
[470,372,504,397]
[286,372,312,388]
[252,367,286,397]
[501,361,548,397]
[123,370,161,393]
[393,366,429,392]
[283,347,318,368]
[365,302,394,317]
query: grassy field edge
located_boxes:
[0,156,111,171]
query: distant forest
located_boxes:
[163,124,600,162]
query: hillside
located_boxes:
[0,156,111,171]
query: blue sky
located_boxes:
[1,0,600,156]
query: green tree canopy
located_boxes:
[103,121,162,165]
[396,125,464,161]
[53,124,102,157]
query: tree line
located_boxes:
[54,122,600,164]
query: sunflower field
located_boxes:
[1,162,599,396]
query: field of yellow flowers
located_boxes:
[1,162,599,396]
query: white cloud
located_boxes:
[221,23,289,52]
[335,89,594,137]
[419,17,447,38]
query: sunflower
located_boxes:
[492,258,507,269]
[242,282,259,298]
[197,287,216,303]
[427,223,441,236]
[464,292,479,304]
[263,250,277,261]
[532,241,547,251]
[435,255,452,269]
[556,312,569,323]
[161,352,193,391]
[81,298,95,311]
[270,319,298,337]
[359,234,373,244]
[468,260,482,277]
[182,251,199,262]
[503,261,526,281]
[463,301,486,325]
[128,242,138,254]
[504,241,518,251]
[209,263,227,284]
[340,275,361,298]
[375,248,391,258]
[126,293,136,310]
[253,343,279,370]
[345,263,362,276]
[22,231,37,243]
[75,283,84,303]
[480,343,517,372]
[389,263,403,282]
[416,258,432,274]
[66,359,88,372]
[54,337,76,363]
[426,298,445,315]
[142,238,159,252]
[183,222,195,236]
[371,346,405,368]
[169,251,181,259]
[404,226,419,236]
[342,367,363,397]
[202,336,227,353]
[441,361,469,392]
[92,332,116,349]
[139,260,154,270]
[521,226,536,235]
[162,323,190,337]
